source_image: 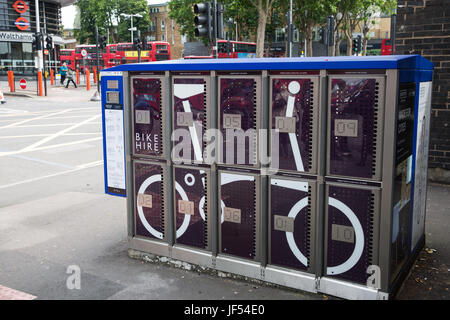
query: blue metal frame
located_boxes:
[101,74,127,197]
[104,55,433,73]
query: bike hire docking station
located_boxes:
[100,56,433,300]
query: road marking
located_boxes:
[0,109,72,129]
[21,115,101,151]
[0,131,102,139]
[0,285,36,300]
[0,137,101,158]
[0,108,29,114]
[12,122,101,128]
[0,161,102,190]
[0,132,100,139]
[10,154,76,169]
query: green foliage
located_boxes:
[117,0,151,42]
[74,0,150,44]
[168,0,197,39]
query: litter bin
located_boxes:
[100,55,433,299]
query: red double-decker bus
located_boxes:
[381,39,392,55]
[59,49,75,70]
[183,40,256,59]
[217,40,256,58]
[74,44,106,72]
[104,41,171,67]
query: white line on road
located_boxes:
[0,109,72,129]
[0,132,100,139]
[12,122,101,128]
[0,137,101,158]
[9,154,76,169]
[21,115,101,152]
[0,160,103,190]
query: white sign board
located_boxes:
[105,108,126,193]
[411,81,432,251]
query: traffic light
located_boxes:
[45,35,53,50]
[194,2,212,39]
[133,37,142,50]
[352,35,362,54]
[327,16,335,46]
[320,28,327,46]
[32,33,42,51]
[99,35,107,50]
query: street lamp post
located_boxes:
[121,13,143,43]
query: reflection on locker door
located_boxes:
[132,77,164,157]
[325,184,378,284]
[218,77,259,166]
[219,171,258,260]
[172,77,208,163]
[174,166,209,249]
[134,162,165,240]
[270,177,314,272]
[328,76,385,180]
[270,77,317,173]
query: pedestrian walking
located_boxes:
[65,68,77,88]
[60,62,68,85]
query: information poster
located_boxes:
[105,106,126,195]
[411,81,432,251]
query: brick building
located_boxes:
[146,1,185,59]
[396,0,450,181]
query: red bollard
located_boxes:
[8,70,15,92]
[93,67,97,84]
[76,69,80,85]
[37,71,43,96]
[86,69,91,91]
[50,69,54,85]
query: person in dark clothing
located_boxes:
[65,68,77,88]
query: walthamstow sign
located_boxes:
[0,31,33,42]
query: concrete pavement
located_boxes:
[0,87,448,300]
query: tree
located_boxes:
[225,0,258,42]
[335,0,397,56]
[116,0,151,42]
[73,0,150,44]
[168,0,198,40]
[293,0,334,57]
[248,0,278,57]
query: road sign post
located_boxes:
[19,78,27,90]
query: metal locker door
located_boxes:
[269,176,316,272]
[219,170,260,260]
[172,76,209,164]
[218,75,261,167]
[131,76,166,158]
[174,166,210,250]
[133,161,166,240]
[327,75,385,180]
[324,182,380,285]
[270,75,319,173]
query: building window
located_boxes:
[161,20,165,31]
[172,19,174,30]
[161,34,165,41]
[275,28,285,42]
